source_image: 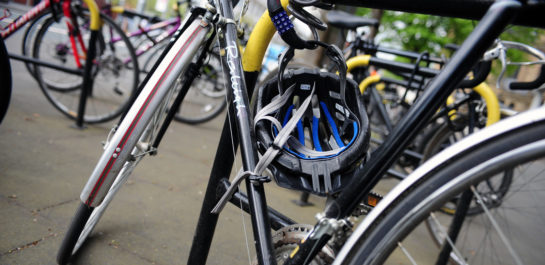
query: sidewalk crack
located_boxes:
[31,198,79,214]
[1,232,57,256]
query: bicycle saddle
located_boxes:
[326,10,379,30]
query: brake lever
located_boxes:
[497,44,508,89]
[487,40,545,90]
[483,41,508,88]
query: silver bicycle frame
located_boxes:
[80,17,211,207]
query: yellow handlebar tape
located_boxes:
[242,0,289,72]
[110,6,124,14]
[346,55,371,73]
[82,0,101,30]
[358,74,381,94]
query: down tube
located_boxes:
[325,0,522,219]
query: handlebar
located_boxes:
[120,8,162,23]
[502,41,545,90]
[509,64,545,90]
[459,60,492,88]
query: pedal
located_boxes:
[352,191,383,217]
[366,191,382,207]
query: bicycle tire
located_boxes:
[336,109,545,265]
[422,117,513,214]
[21,10,51,76]
[33,13,101,93]
[0,35,12,125]
[56,71,183,265]
[420,115,514,265]
[173,50,227,125]
[141,41,168,74]
[142,43,227,125]
[32,12,139,123]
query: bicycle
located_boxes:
[313,12,533,258]
[107,1,228,125]
[314,20,503,195]
[1,0,139,125]
[55,0,545,265]
[339,26,545,227]
[279,10,502,208]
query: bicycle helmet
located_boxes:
[254,44,370,196]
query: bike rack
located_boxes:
[4,0,101,129]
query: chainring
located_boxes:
[253,224,335,265]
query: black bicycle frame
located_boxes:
[188,1,276,265]
[326,0,524,220]
[285,1,526,264]
[188,0,541,265]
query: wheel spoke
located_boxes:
[429,212,468,265]
[470,185,524,265]
[397,241,418,265]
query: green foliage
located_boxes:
[355,8,544,75]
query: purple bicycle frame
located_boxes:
[109,17,181,64]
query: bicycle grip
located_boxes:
[444,43,460,52]
[508,64,545,90]
[122,9,162,23]
[459,60,491,88]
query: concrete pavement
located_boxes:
[0,26,331,265]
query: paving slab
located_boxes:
[0,20,329,265]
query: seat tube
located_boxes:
[188,1,276,265]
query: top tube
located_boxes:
[322,0,545,28]
[1,0,51,38]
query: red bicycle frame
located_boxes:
[1,0,87,68]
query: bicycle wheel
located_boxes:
[57,17,210,264]
[336,109,545,265]
[173,51,227,124]
[422,116,512,213]
[0,35,11,125]
[141,41,168,74]
[32,12,139,123]
[57,75,181,265]
[21,11,51,75]
[419,115,515,265]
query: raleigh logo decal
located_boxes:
[2,0,48,38]
[225,41,245,117]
